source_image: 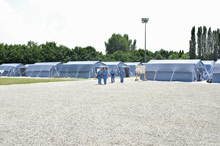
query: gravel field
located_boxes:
[0,77,220,146]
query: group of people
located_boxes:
[96,67,125,85]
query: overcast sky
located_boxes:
[0,0,219,53]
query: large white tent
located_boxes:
[212,60,220,83]
[25,62,61,77]
[143,60,206,82]
[0,63,25,77]
[59,61,106,78]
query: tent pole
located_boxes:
[170,71,175,81]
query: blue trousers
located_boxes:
[98,76,102,85]
[103,76,107,84]
[111,76,115,83]
[120,76,124,83]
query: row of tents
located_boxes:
[0,60,220,83]
[0,61,136,78]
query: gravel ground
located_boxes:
[0,78,220,146]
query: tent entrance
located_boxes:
[119,66,130,77]
[0,70,4,76]
[124,67,130,77]
[95,66,109,73]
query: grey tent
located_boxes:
[0,63,25,76]
[212,60,220,83]
[143,60,206,82]
[102,62,129,77]
[125,62,143,76]
[25,62,61,77]
[59,61,106,78]
[202,61,215,81]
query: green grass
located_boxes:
[0,78,81,85]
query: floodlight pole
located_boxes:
[142,18,149,63]
[144,22,146,63]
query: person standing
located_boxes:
[110,67,116,83]
[102,67,108,85]
[97,68,103,85]
[119,68,125,83]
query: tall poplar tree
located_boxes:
[207,27,213,60]
[202,26,207,59]
[189,26,196,59]
[197,27,202,59]
[213,31,219,60]
[217,29,220,58]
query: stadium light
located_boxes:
[142,18,149,62]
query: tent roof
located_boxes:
[97,65,108,68]
[202,60,215,65]
[25,64,33,67]
[1,63,23,67]
[34,62,61,66]
[125,62,142,66]
[26,65,54,71]
[66,61,100,65]
[120,66,129,68]
[148,60,202,64]
[0,66,14,71]
[102,62,123,65]
[215,59,220,64]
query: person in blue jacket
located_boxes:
[119,68,125,83]
[110,67,116,83]
[97,68,103,85]
[102,67,108,85]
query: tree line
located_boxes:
[0,33,189,65]
[189,26,220,60]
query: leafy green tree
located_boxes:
[181,53,190,59]
[73,46,101,61]
[39,42,58,62]
[0,44,6,64]
[105,34,136,54]
[108,51,129,62]
[5,44,24,63]
[25,41,41,64]
[128,49,147,62]
[168,53,179,59]
[178,50,185,58]
[153,52,164,60]
[157,49,170,59]
[55,45,73,62]
[130,39,137,51]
